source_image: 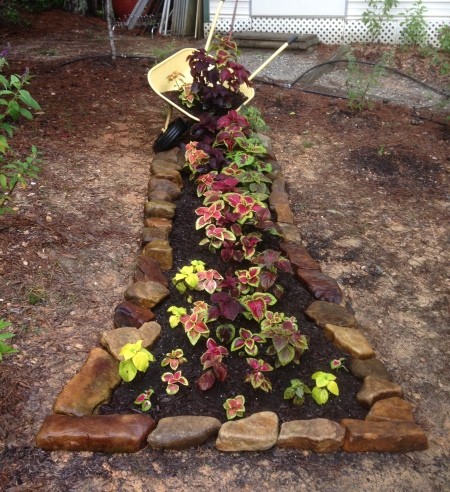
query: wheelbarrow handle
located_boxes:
[205,0,226,52]
[248,35,299,81]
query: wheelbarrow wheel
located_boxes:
[153,117,189,153]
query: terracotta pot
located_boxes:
[112,0,138,18]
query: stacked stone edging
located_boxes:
[35,142,428,454]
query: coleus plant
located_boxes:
[245,357,274,392]
[185,37,252,114]
[179,301,211,345]
[161,370,189,395]
[134,387,155,412]
[223,395,246,420]
[197,338,229,391]
[283,379,311,406]
[260,311,308,366]
[230,327,265,356]
[161,348,187,371]
[118,340,155,383]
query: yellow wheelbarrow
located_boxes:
[148,0,298,151]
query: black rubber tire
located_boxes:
[153,117,188,152]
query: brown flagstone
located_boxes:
[341,419,428,452]
[356,375,404,408]
[144,200,176,219]
[296,269,343,304]
[147,416,222,449]
[215,412,279,452]
[133,256,168,286]
[153,170,183,187]
[277,419,345,452]
[36,413,155,453]
[113,300,155,328]
[305,300,357,328]
[280,242,321,271]
[324,324,375,359]
[53,347,121,416]
[366,397,414,422]
[349,357,392,381]
[124,280,170,308]
[141,239,173,270]
[275,222,302,243]
[100,321,161,360]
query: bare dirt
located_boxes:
[0,9,449,492]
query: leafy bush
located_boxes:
[0,0,64,25]
[0,319,18,361]
[400,0,428,46]
[361,0,399,42]
[1,50,41,214]
[438,24,450,53]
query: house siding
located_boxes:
[207,0,449,45]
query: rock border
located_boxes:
[35,143,428,454]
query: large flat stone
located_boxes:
[154,147,182,163]
[357,376,403,408]
[143,217,173,233]
[100,321,161,360]
[113,300,155,328]
[216,412,279,452]
[341,419,428,452]
[142,226,168,246]
[305,300,357,328]
[124,280,169,308]
[147,416,221,449]
[296,269,343,304]
[36,413,155,453]
[366,397,414,422]
[53,348,120,416]
[151,159,183,174]
[280,242,321,271]
[324,324,375,359]
[277,419,345,453]
[153,170,183,187]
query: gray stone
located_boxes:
[366,397,414,422]
[100,321,161,360]
[148,190,173,202]
[36,413,155,453]
[277,419,345,452]
[53,348,120,416]
[305,300,357,328]
[216,412,279,452]
[124,280,169,308]
[349,357,392,381]
[324,324,375,359]
[357,376,404,408]
[266,159,283,180]
[147,416,221,449]
[144,200,176,219]
[254,133,276,160]
[341,419,428,452]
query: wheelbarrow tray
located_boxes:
[147,47,255,122]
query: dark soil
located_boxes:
[101,169,366,423]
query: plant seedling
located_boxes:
[223,395,246,420]
[161,370,189,395]
[245,358,273,392]
[161,348,187,371]
[311,371,340,405]
[118,340,155,383]
[330,357,348,371]
[283,379,311,406]
[134,388,154,412]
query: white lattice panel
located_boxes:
[205,18,448,47]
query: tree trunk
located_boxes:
[105,0,117,60]
[64,0,89,15]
